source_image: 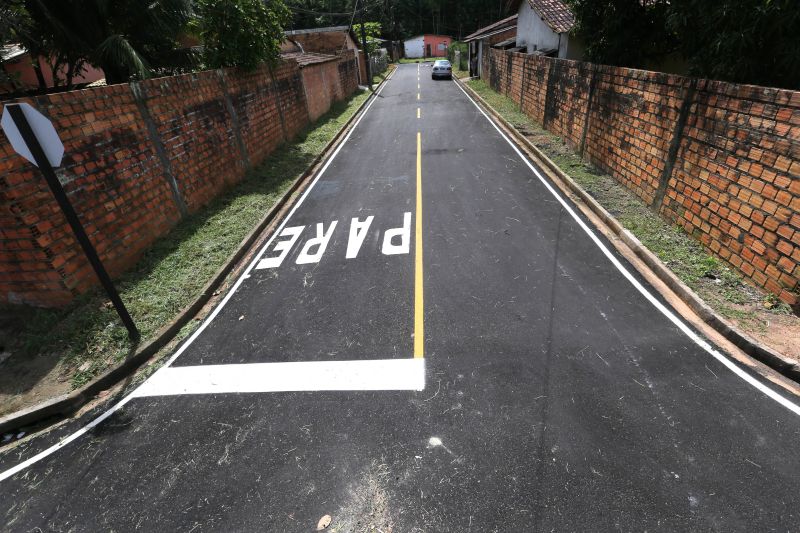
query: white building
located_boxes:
[516,0,582,59]
[403,36,425,59]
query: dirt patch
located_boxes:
[0,308,71,418]
[328,460,394,533]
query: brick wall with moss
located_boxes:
[484,48,800,306]
[0,56,360,308]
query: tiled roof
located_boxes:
[528,0,575,34]
[464,14,518,41]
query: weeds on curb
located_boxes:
[464,78,793,323]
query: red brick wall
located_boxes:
[484,48,800,305]
[1,57,359,307]
[338,52,360,95]
[584,66,686,205]
[302,59,349,122]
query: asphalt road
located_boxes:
[2,63,800,532]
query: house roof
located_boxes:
[463,14,518,42]
[282,26,361,54]
[285,26,350,36]
[526,0,575,34]
[1,43,27,62]
[281,51,339,68]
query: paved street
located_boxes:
[2,63,800,531]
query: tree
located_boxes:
[668,0,800,89]
[283,0,516,42]
[567,0,676,68]
[568,0,800,89]
[195,0,290,70]
[23,0,195,85]
[352,22,381,54]
[1,1,32,91]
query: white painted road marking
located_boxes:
[256,212,413,269]
[296,221,337,264]
[453,79,800,417]
[383,212,412,255]
[346,216,374,258]
[257,226,304,269]
[133,359,426,396]
[0,66,400,484]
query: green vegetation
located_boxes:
[196,0,290,70]
[352,22,382,54]
[3,88,371,390]
[20,0,196,85]
[3,0,293,88]
[568,0,800,89]
[286,0,515,42]
[398,57,437,64]
[464,78,792,321]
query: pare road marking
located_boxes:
[256,212,412,269]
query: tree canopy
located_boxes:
[195,0,290,70]
[2,0,292,90]
[567,0,800,89]
[22,0,196,85]
[285,0,516,41]
[667,0,800,89]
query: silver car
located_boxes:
[431,59,452,80]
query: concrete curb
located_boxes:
[455,76,800,384]
[0,70,396,436]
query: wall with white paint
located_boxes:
[516,2,581,59]
[404,36,425,59]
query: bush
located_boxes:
[196,0,290,70]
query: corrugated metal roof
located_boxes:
[1,43,27,62]
[527,0,575,34]
[463,14,519,41]
[281,51,339,67]
[464,26,517,43]
[285,26,350,36]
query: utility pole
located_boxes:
[357,0,373,91]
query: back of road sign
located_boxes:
[1,102,64,168]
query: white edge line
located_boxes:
[452,79,800,417]
[0,71,398,484]
[133,359,425,396]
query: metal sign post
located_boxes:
[1,103,140,341]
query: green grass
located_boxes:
[398,57,437,64]
[464,78,783,318]
[3,88,372,389]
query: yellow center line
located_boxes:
[414,131,424,358]
[417,107,420,119]
[417,93,420,100]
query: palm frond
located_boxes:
[97,34,151,79]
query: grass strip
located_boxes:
[3,87,373,390]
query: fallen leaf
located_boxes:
[238,315,245,321]
[78,362,91,372]
[316,514,332,530]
